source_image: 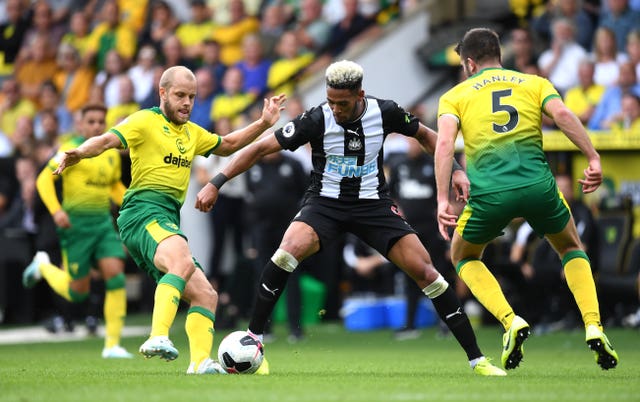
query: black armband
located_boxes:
[209,173,229,189]
[451,158,464,173]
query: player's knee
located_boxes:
[271,248,299,272]
[68,288,89,303]
[105,272,126,290]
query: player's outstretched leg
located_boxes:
[501,315,530,370]
[585,325,618,370]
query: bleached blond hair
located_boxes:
[325,60,363,90]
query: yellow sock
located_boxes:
[459,259,515,330]
[150,274,185,338]
[104,273,127,348]
[563,252,601,330]
[185,307,215,370]
[39,262,72,301]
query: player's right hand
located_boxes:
[437,201,458,241]
[53,149,82,175]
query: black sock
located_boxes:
[430,286,482,360]
[248,260,291,334]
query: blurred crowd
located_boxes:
[0,0,638,337]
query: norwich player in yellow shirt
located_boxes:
[434,28,618,371]
[23,103,132,359]
[52,65,286,375]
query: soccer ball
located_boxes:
[217,331,264,374]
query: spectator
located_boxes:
[10,115,36,158]
[0,0,31,77]
[293,0,332,54]
[139,0,180,57]
[538,18,588,95]
[323,0,376,57]
[127,45,158,104]
[199,39,227,90]
[17,1,65,64]
[191,68,217,131]
[210,66,255,125]
[31,109,59,148]
[94,50,128,108]
[52,43,96,114]
[530,0,595,50]
[625,29,640,83]
[159,34,196,71]
[138,65,164,109]
[193,118,248,300]
[598,0,640,51]
[235,34,272,97]
[564,59,605,124]
[0,78,36,140]
[33,82,73,139]
[267,30,314,97]
[608,92,640,130]
[60,10,92,59]
[84,0,137,71]
[588,61,640,130]
[591,26,628,87]
[14,35,59,104]
[258,3,289,61]
[212,0,260,66]
[503,27,540,73]
[175,0,218,61]
[105,75,139,128]
[244,149,309,342]
[387,136,458,340]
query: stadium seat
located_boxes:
[594,196,635,323]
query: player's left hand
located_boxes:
[578,158,602,194]
[195,183,220,212]
[261,93,287,127]
[451,170,470,202]
[437,201,458,241]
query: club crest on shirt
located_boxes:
[176,138,186,153]
[283,122,295,138]
[347,137,362,151]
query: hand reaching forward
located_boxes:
[53,149,83,175]
[195,183,219,213]
[260,93,287,127]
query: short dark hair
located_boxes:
[455,28,502,64]
[81,103,107,116]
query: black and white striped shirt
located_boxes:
[274,96,420,201]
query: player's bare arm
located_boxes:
[434,114,459,241]
[415,123,470,201]
[544,98,602,193]
[214,94,286,156]
[195,134,283,213]
[53,132,122,175]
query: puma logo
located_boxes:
[445,308,462,320]
[261,283,278,296]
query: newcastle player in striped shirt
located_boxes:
[196,60,506,376]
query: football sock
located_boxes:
[428,284,482,360]
[150,274,185,338]
[185,307,215,370]
[248,260,290,335]
[39,261,72,301]
[104,274,127,349]
[563,251,601,330]
[458,259,514,330]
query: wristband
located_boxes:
[452,159,464,173]
[209,173,228,189]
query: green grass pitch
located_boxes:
[1,315,638,402]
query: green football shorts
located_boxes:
[117,193,203,282]
[456,175,571,244]
[57,213,126,280]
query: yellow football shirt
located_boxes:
[41,135,123,214]
[110,107,221,205]
[438,67,560,195]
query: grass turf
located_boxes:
[1,316,638,402]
